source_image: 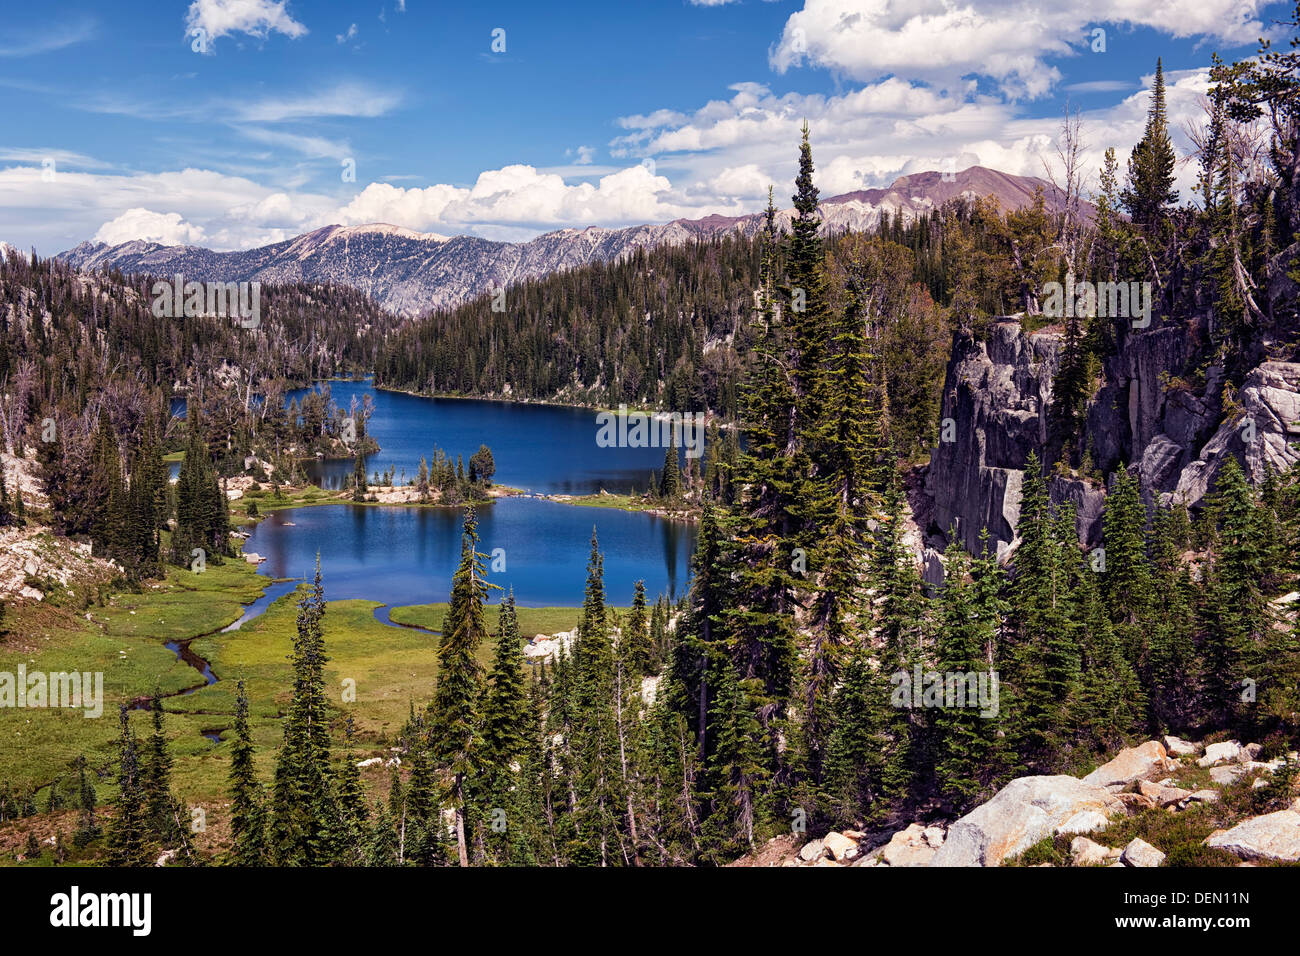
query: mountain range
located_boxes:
[58,166,1080,316]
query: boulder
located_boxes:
[1070,836,1114,866]
[1121,837,1166,867]
[1210,765,1246,786]
[1205,810,1300,863]
[822,831,858,862]
[1186,789,1220,804]
[1198,741,1242,767]
[1156,787,1192,809]
[922,826,946,848]
[1239,743,1263,763]
[797,839,826,862]
[929,775,1123,867]
[1081,741,1178,790]
[1162,735,1199,757]
[880,823,937,867]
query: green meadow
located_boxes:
[1,545,583,815]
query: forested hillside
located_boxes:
[0,256,395,573]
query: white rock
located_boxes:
[1070,836,1114,866]
[822,831,858,862]
[1198,740,1242,767]
[798,839,826,862]
[1162,735,1199,757]
[880,824,937,867]
[1210,764,1246,786]
[922,826,946,848]
[1081,741,1178,790]
[1206,810,1300,862]
[1121,837,1166,867]
[929,775,1123,867]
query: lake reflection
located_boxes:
[245,497,694,608]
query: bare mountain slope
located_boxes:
[60,166,1082,315]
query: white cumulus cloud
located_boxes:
[93,209,207,246]
[185,0,308,52]
[769,0,1273,100]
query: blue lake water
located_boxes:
[244,497,694,609]
[221,381,699,609]
[170,381,697,608]
[289,380,689,496]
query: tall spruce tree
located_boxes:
[1122,58,1180,229]
[429,506,494,866]
[227,678,267,865]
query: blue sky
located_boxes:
[0,0,1293,254]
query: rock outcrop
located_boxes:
[1082,740,1179,790]
[1205,810,1300,863]
[732,736,1299,868]
[922,315,1300,561]
[928,775,1124,867]
[925,322,1062,556]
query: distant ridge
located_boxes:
[59,166,1085,315]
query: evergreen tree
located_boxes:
[659,428,682,500]
[625,580,654,677]
[932,534,1007,808]
[1122,58,1180,229]
[429,506,494,866]
[227,678,267,865]
[352,451,368,501]
[142,688,176,843]
[106,707,150,866]
[481,590,531,771]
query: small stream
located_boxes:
[372,603,440,635]
[142,579,300,742]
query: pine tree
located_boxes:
[227,678,267,865]
[481,590,531,771]
[72,754,100,848]
[142,687,176,843]
[429,506,494,866]
[1204,457,1270,730]
[659,427,682,500]
[932,534,1007,808]
[352,451,368,501]
[1100,469,1153,670]
[568,529,626,865]
[625,580,654,677]
[331,716,369,865]
[1122,58,1180,229]
[106,707,150,866]
[269,558,334,865]
[1145,506,1199,732]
